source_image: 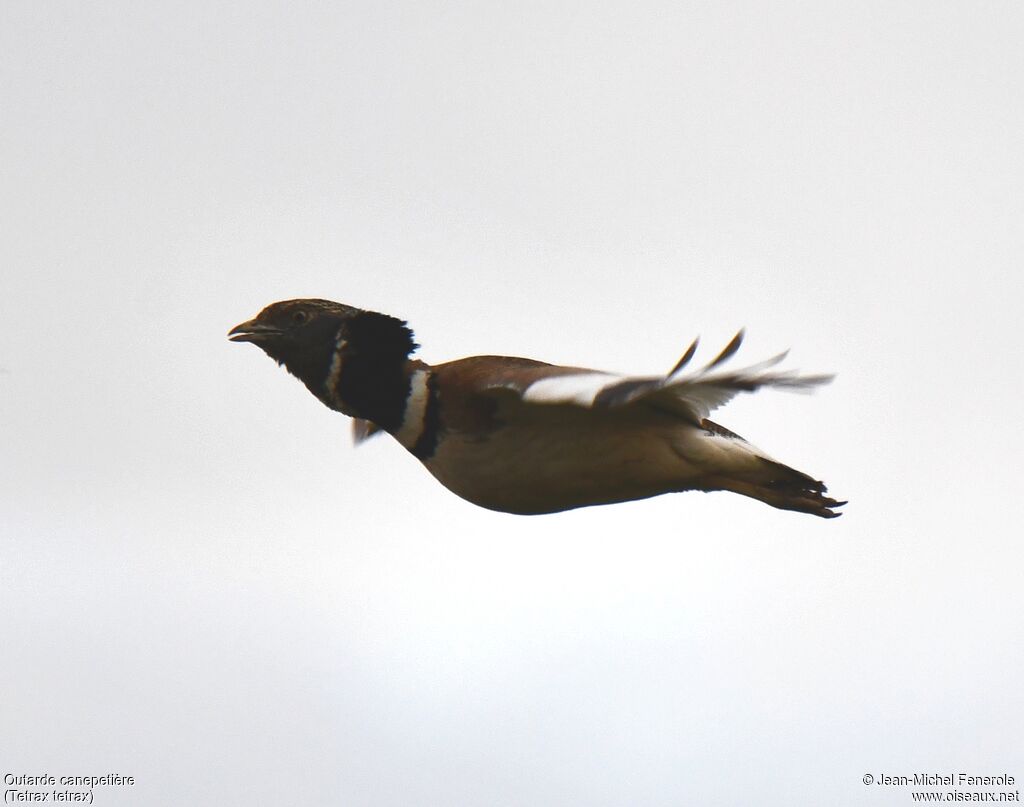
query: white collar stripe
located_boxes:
[394,369,430,450]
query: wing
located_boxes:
[487,330,833,425]
[352,418,382,444]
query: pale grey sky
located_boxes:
[2,1,1022,805]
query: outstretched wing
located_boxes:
[490,330,833,424]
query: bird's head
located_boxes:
[228,299,418,407]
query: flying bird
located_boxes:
[229,299,845,518]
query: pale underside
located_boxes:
[422,403,769,515]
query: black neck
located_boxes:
[333,356,414,433]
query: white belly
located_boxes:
[422,420,705,515]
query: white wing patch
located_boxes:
[515,331,833,424]
[522,372,621,406]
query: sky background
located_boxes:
[2,1,1022,805]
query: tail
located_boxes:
[718,456,846,519]
[695,419,846,519]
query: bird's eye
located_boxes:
[292,310,309,325]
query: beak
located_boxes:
[228,319,283,344]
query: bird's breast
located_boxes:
[421,420,704,515]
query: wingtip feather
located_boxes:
[668,337,700,377]
[703,329,745,371]
[352,418,382,445]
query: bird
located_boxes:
[228,299,845,518]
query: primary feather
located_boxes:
[496,331,833,424]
